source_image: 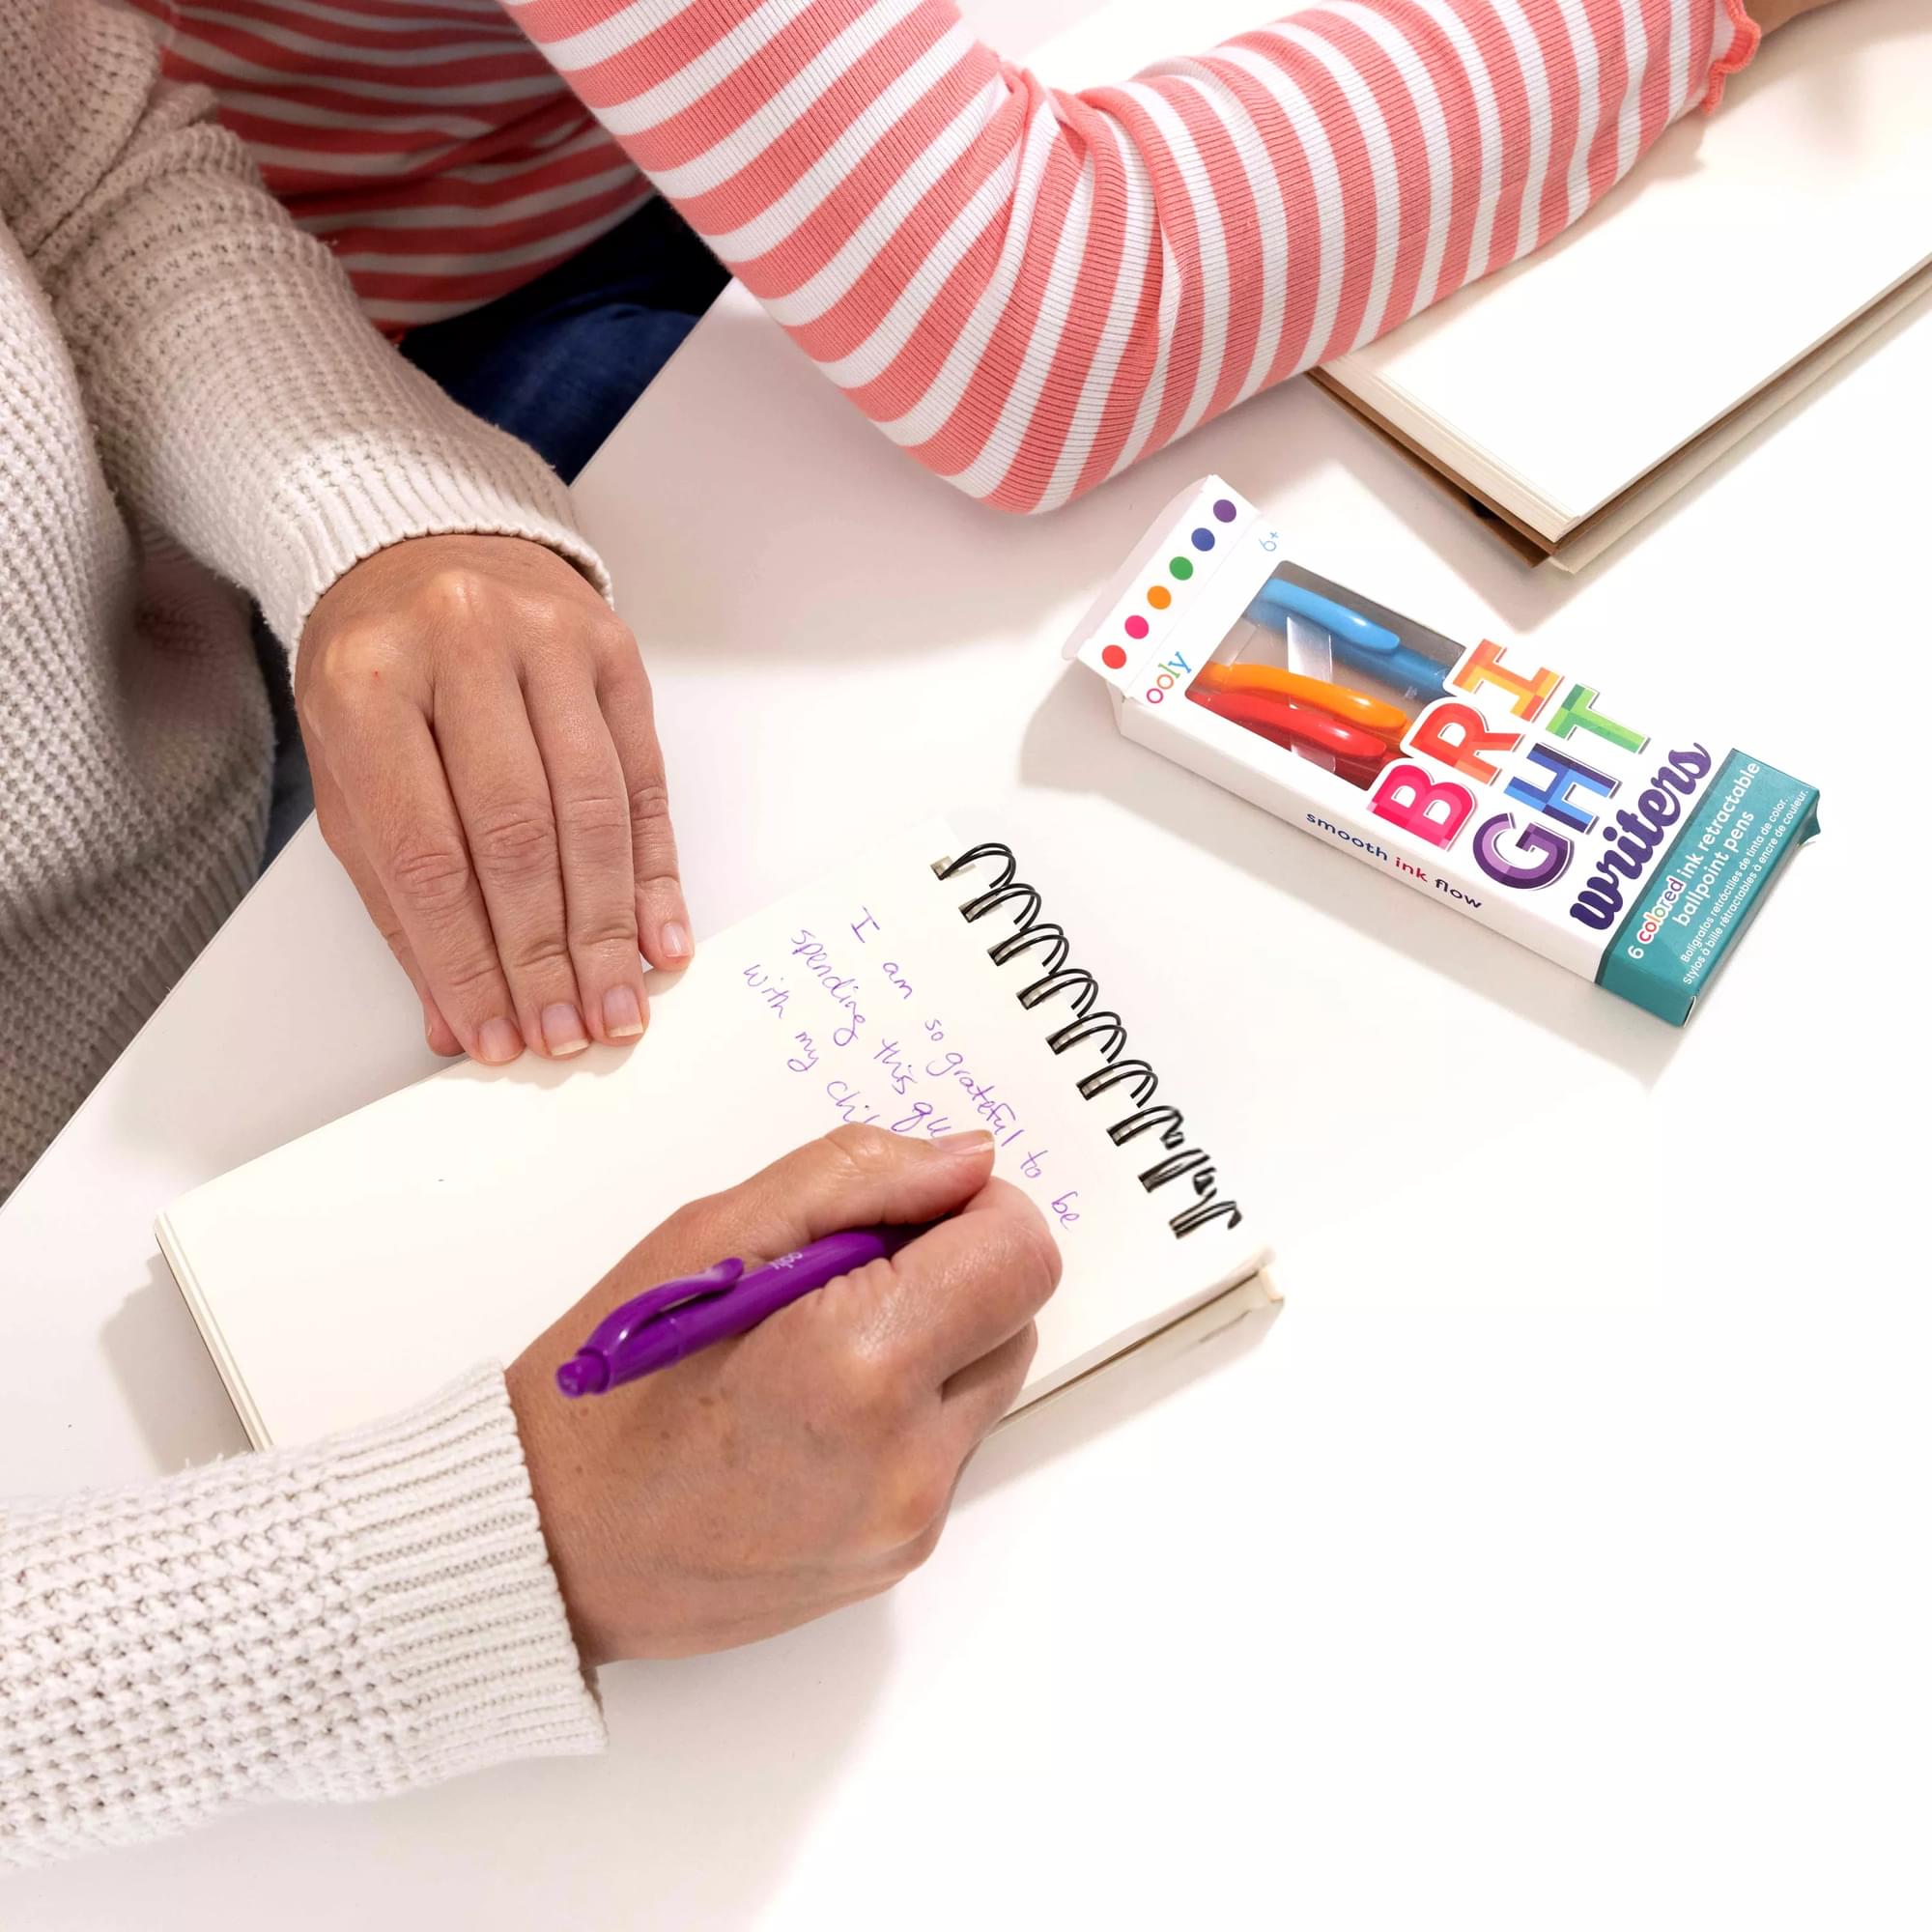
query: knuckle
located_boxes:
[661,1198,706,1244]
[437,948,509,1007]
[572,911,641,954]
[314,623,395,703]
[880,1456,953,1553]
[564,912,641,958]
[655,1191,728,1257]
[413,565,494,633]
[627,779,674,837]
[556,787,630,846]
[1012,1320,1041,1378]
[468,802,558,877]
[387,839,474,916]
[501,932,573,979]
[1016,1213,1064,1304]
[498,935,572,981]
[899,1518,947,1575]
[643,1201,703,1263]
[987,1194,1064,1308]
[821,1122,897,1186]
[591,612,639,665]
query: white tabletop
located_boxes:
[5,44,1926,1930]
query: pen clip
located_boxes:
[592,1259,747,1350]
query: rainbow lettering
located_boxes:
[1367,640,1693,923]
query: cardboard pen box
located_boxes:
[1065,477,1819,1024]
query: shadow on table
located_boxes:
[507,1603,895,1926]
[961,1291,1279,1506]
[1016,662,1686,1085]
[579,298,1342,669]
[589,255,1926,708]
[100,1255,253,1471]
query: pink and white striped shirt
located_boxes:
[128,0,654,329]
[144,0,1758,507]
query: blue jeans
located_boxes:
[398,194,727,484]
[261,196,725,865]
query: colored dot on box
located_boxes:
[1169,557,1193,580]
[1213,498,1237,522]
[1101,643,1127,668]
[1191,528,1215,551]
[1123,614,1150,639]
[1147,585,1172,610]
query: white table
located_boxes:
[6,94,1927,1932]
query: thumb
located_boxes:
[683,1124,996,1267]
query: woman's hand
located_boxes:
[506,1126,1059,1663]
[297,534,689,1063]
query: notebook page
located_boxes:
[1316,0,1932,532]
[159,819,1265,1448]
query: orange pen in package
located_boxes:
[1065,477,1820,1026]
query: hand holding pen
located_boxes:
[506,1126,1059,1664]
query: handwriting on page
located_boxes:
[739,904,1073,1216]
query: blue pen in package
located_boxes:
[1065,476,1820,1025]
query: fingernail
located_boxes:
[660,921,691,963]
[478,1017,524,1065]
[933,1130,995,1155]
[603,986,644,1039]
[541,1003,590,1056]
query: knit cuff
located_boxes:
[1702,0,1761,113]
[317,1365,606,1788]
[259,416,615,658]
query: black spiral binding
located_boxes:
[933,844,1242,1238]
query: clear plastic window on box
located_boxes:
[1188,558,1464,793]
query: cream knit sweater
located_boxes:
[2,0,608,1866]
[2,1369,605,1867]
[0,0,613,1198]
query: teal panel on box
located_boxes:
[1598,751,1820,1025]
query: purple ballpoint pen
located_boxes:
[555,1225,923,1397]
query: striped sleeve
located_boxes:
[123,0,657,334]
[508,0,1759,511]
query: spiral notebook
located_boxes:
[156,820,1276,1450]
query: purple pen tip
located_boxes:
[555,1352,610,1399]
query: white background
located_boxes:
[3,0,1927,1924]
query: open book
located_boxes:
[1310,0,1932,569]
[157,822,1275,1449]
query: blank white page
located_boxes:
[1317,0,1932,533]
[158,821,1265,1448]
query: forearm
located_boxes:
[1,1368,602,1870]
[516,0,1756,509]
[9,0,610,646]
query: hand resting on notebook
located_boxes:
[507,1125,1057,1663]
[297,532,691,1067]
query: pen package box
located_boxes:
[1064,477,1820,1024]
